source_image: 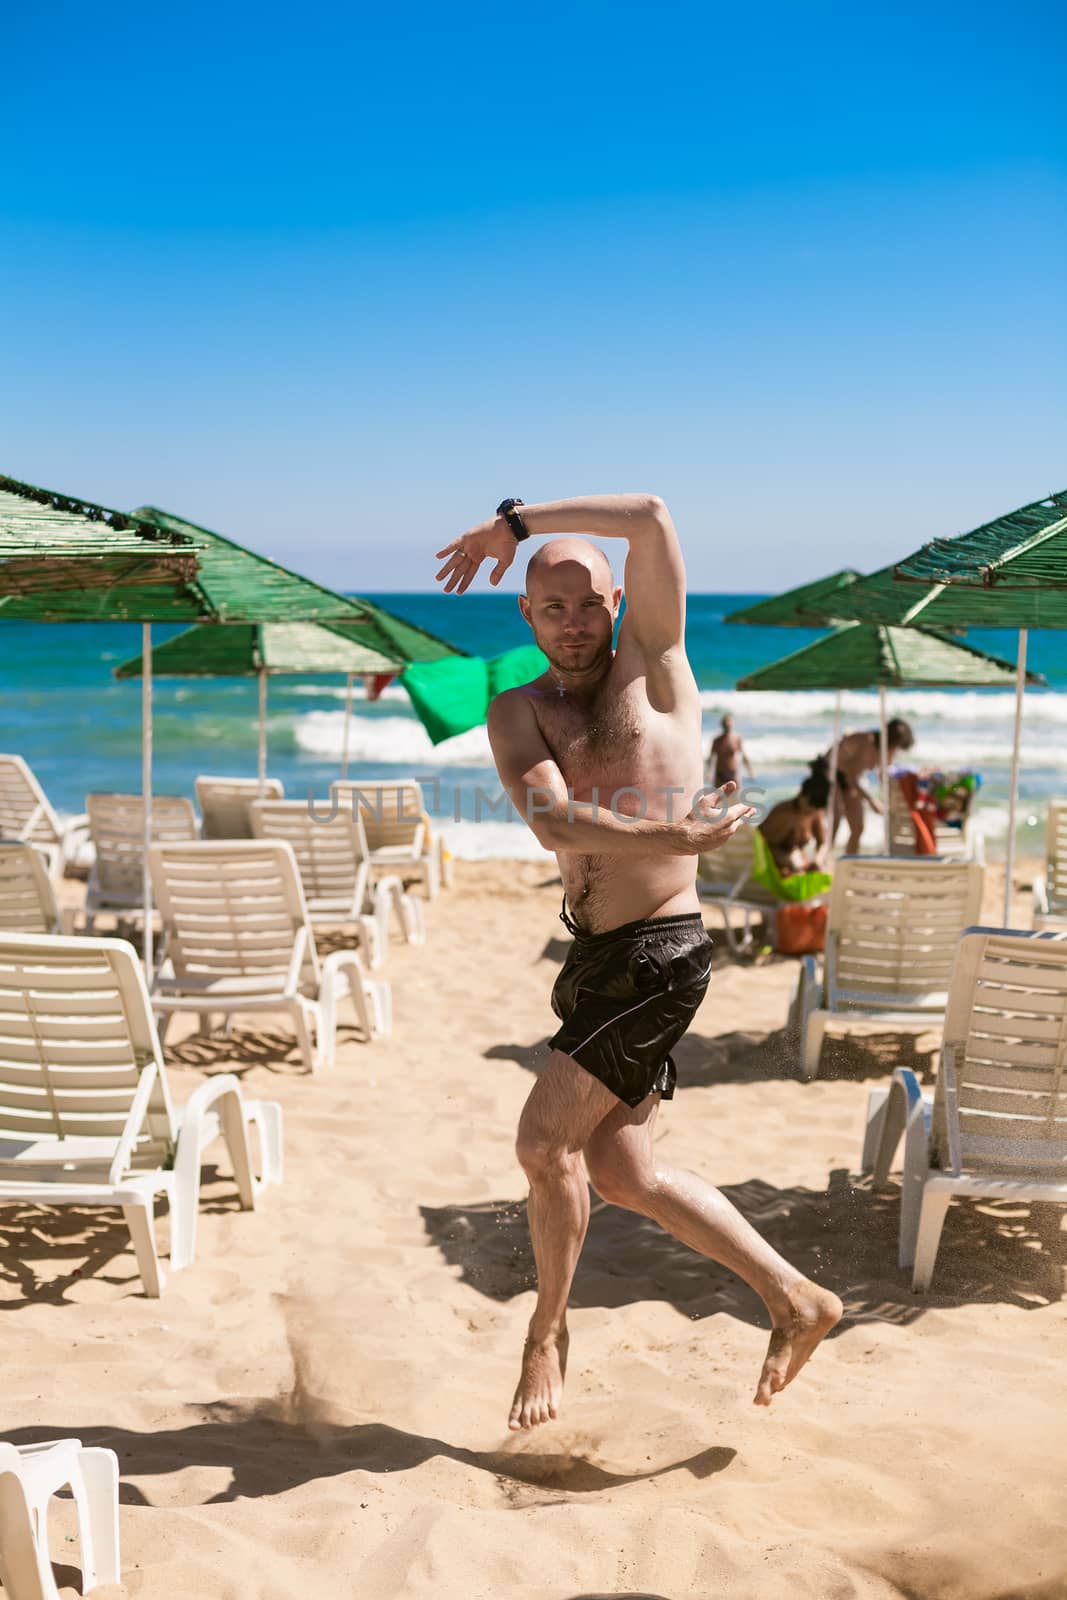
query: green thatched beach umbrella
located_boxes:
[737,622,1047,852]
[724,569,863,628]
[115,621,405,788]
[815,489,1067,919]
[726,569,868,814]
[0,474,201,598]
[2,483,372,966]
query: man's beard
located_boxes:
[539,635,612,679]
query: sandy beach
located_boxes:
[2,856,1065,1600]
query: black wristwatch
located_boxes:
[496,497,530,542]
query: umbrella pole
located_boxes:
[1004,629,1027,927]
[142,624,154,974]
[879,686,890,854]
[826,690,841,859]
[258,669,268,797]
[341,673,354,780]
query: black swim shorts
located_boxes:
[549,905,713,1108]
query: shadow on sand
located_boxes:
[1,1414,735,1507]
[486,1025,939,1087]
[421,1167,1065,1332]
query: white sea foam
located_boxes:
[699,688,1067,725]
[294,711,494,766]
[438,821,553,860]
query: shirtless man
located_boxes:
[435,494,842,1430]
[707,713,754,790]
[830,718,915,853]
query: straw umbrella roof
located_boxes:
[133,507,464,661]
[724,569,863,627]
[735,622,1048,692]
[897,489,1067,591]
[1,498,365,624]
[820,491,1067,631]
[114,620,402,679]
[0,474,201,598]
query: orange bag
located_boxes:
[775,902,828,955]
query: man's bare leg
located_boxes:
[510,1049,621,1431]
[583,1097,843,1405]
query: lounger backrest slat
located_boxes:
[0,932,174,1161]
[827,858,985,1003]
[937,929,1067,1173]
[196,776,285,840]
[249,801,369,915]
[331,780,425,855]
[87,794,199,906]
[0,843,62,934]
[149,840,320,987]
[1045,800,1067,917]
[0,754,62,848]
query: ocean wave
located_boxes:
[700,688,1067,725]
[294,711,494,766]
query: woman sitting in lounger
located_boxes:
[759,757,831,877]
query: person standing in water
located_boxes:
[707,712,754,791]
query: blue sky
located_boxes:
[2,0,1064,592]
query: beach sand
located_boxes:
[3,858,1065,1600]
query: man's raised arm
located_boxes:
[487,691,753,857]
[435,493,685,655]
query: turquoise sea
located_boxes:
[3,595,1066,858]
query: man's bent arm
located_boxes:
[488,695,750,856]
[436,493,685,655]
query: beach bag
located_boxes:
[775,902,828,955]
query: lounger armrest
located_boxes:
[108,1062,161,1184]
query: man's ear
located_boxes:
[518,595,532,625]
[612,586,623,616]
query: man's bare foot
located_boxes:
[754,1281,843,1406]
[508,1329,569,1431]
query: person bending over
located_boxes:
[759,756,831,877]
[829,718,915,854]
[434,494,842,1431]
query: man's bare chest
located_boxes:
[533,683,646,786]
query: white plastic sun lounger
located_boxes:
[0,1438,120,1600]
[249,799,423,968]
[331,779,448,899]
[0,755,89,879]
[0,930,282,1297]
[83,792,199,931]
[148,839,391,1070]
[0,843,64,935]
[861,927,1067,1291]
[195,775,285,840]
[886,775,984,862]
[1032,799,1067,932]
[790,856,985,1081]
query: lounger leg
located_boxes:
[291,998,319,1073]
[860,1087,890,1173]
[217,1089,258,1210]
[911,1182,953,1292]
[246,1100,284,1185]
[121,1200,165,1297]
[800,1010,829,1082]
[0,1474,56,1600]
[76,1448,121,1587]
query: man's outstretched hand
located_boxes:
[435,516,517,594]
[683,781,758,853]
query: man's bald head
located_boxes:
[524,537,614,596]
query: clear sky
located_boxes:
[3,0,1064,592]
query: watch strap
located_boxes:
[496,497,530,542]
